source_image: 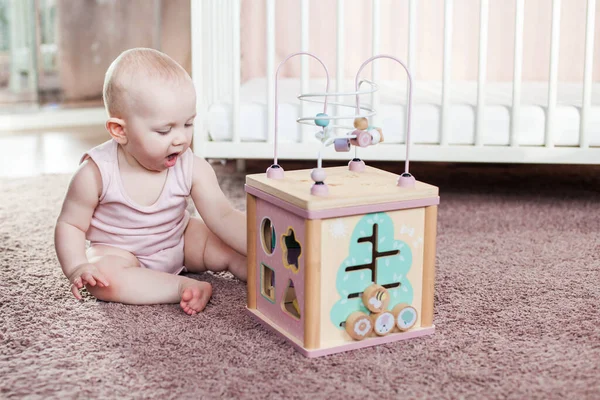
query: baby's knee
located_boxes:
[85,283,116,302]
[86,256,139,302]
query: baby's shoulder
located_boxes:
[73,158,103,199]
[81,140,117,165]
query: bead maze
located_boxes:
[245,52,439,357]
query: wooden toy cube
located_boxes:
[245,166,439,357]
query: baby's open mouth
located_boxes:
[165,152,180,167]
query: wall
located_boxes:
[56,0,190,102]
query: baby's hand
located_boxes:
[68,263,109,300]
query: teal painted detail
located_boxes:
[399,307,417,327]
[271,226,276,252]
[330,212,413,328]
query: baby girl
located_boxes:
[54,48,247,315]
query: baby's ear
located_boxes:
[106,118,127,144]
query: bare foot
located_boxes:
[179,279,212,315]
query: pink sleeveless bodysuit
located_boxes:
[81,139,194,274]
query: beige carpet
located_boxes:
[1,162,599,399]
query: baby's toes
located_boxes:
[188,287,206,312]
[181,287,193,303]
[179,281,212,315]
[180,289,194,312]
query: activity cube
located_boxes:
[245,165,439,357]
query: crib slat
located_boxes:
[475,0,489,147]
[406,0,417,146]
[218,1,224,103]
[212,1,218,103]
[546,0,561,148]
[226,1,233,101]
[336,0,345,119]
[510,0,524,147]
[190,0,207,153]
[300,0,310,143]
[232,0,241,144]
[440,0,453,146]
[203,1,211,109]
[266,0,276,145]
[371,0,381,126]
[580,0,596,149]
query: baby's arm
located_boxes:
[55,160,109,299]
[190,156,247,256]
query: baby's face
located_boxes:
[123,78,196,171]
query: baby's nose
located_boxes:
[172,130,186,145]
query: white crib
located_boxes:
[191,0,600,165]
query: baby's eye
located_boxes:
[156,128,171,135]
[184,123,194,128]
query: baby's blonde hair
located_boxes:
[103,48,191,117]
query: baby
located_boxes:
[54,48,247,315]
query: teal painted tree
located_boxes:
[330,212,414,328]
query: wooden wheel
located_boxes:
[371,311,395,336]
[361,284,390,313]
[392,303,418,331]
[345,312,373,341]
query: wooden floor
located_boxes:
[3,127,598,182]
[0,126,107,177]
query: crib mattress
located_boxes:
[207,78,600,147]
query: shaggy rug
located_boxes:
[1,161,599,399]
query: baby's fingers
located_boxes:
[81,272,97,287]
[72,276,84,289]
[92,272,109,288]
[71,284,83,300]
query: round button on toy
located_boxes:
[371,311,395,336]
[345,311,373,340]
[392,303,418,331]
[361,284,390,313]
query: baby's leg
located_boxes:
[183,217,247,281]
[85,245,212,314]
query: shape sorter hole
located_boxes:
[260,218,276,255]
[282,228,301,272]
[282,280,301,320]
[261,263,275,302]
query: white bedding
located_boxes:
[207,78,600,147]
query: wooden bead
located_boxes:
[371,311,395,336]
[362,284,390,313]
[368,128,383,144]
[310,168,327,183]
[334,138,351,152]
[353,117,368,130]
[356,130,372,147]
[345,311,372,340]
[377,128,384,143]
[315,113,330,127]
[392,303,418,331]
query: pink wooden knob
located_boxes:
[266,164,284,179]
[397,172,415,188]
[348,158,366,172]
